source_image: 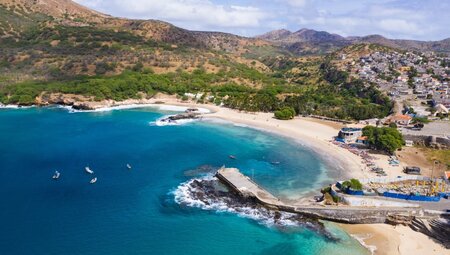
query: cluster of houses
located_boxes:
[343,50,450,116]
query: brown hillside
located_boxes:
[0,0,268,53]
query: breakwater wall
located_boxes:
[216,168,431,224]
[403,134,450,149]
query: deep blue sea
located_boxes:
[0,106,369,255]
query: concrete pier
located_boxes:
[216,167,443,224]
[216,167,283,207]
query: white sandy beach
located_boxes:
[341,224,449,255]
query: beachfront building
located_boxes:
[337,127,362,143]
[387,114,412,126]
[356,136,369,146]
[434,104,449,117]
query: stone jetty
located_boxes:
[216,167,445,224]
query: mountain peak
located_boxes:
[257,28,345,44]
[0,0,110,24]
[256,29,292,41]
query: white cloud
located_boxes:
[378,19,421,35]
[284,0,308,7]
[76,0,268,30]
[74,0,450,40]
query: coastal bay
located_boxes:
[117,95,449,255]
[0,105,368,255]
[1,96,447,255]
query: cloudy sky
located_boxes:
[74,0,450,41]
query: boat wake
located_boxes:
[172,174,337,239]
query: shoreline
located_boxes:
[339,223,447,255]
[2,96,448,255]
[127,97,449,255]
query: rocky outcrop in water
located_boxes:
[174,175,338,241]
[159,112,201,124]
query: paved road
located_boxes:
[402,120,450,138]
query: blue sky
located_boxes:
[74,0,450,40]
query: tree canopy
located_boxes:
[274,107,296,120]
[362,126,404,154]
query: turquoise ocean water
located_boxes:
[0,106,369,255]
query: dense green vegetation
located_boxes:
[412,116,430,124]
[0,5,393,121]
[362,126,404,154]
[0,60,393,120]
[341,179,363,191]
[321,186,342,203]
[274,107,296,120]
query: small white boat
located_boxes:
[52,171,60,180]
[85,166,94,174]
[126,164,132,169]
[90,177,97,184]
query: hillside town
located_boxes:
[342,50,449,114]
[338,49,449,140]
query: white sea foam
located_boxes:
[201,117,231,125]
[350,234,377,255]
[233,123,250,128]
[150,115,198,126]
[0,104,35,109]
[172,175,302,227]
[63,104,158,113]
[60,103,211,114]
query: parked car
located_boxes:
[404,166,421,175]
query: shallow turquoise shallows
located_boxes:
[0,107,369,255]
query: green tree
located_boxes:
[274,107,296,120]
[342,179,363,191]
[362,126,404,154]
[389,123,398,128]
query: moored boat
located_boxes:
[85,166,94,174]
[52,171,60,180]
[229,155,236,160]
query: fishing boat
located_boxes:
[90,177,97,184]
[52,171,60,180]
[126,164,132,169]
[229,155,236,160]
[85,166,94,174]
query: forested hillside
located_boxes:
[0,0,392,120]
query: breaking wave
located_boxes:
[58,104,211,114]
[172,174,336,237]
[0,104,35,109]
[149,115,199,126]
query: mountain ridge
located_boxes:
[0,0,268,53]
[256,28,450,55]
